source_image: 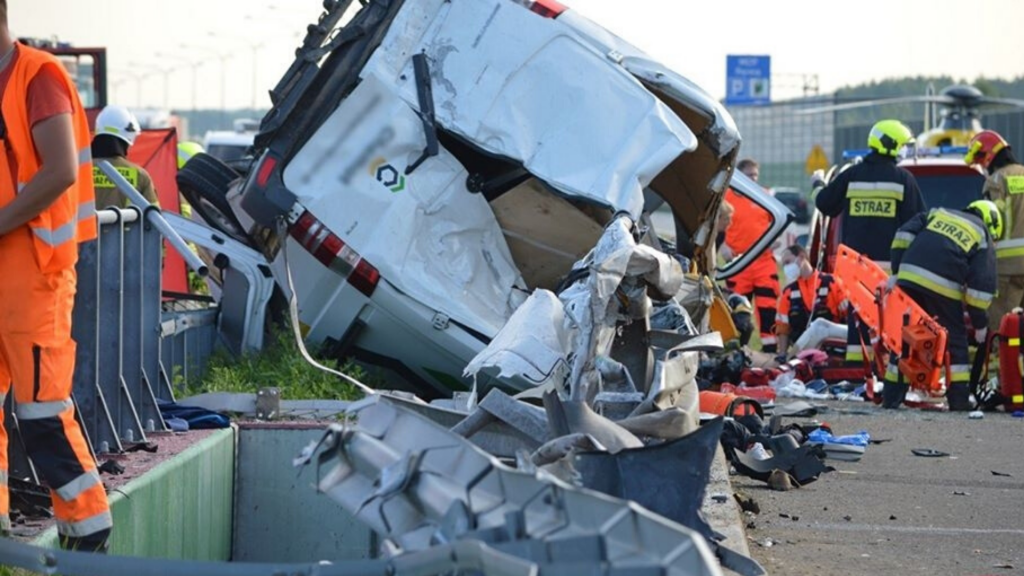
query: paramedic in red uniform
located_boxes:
[775,244,849,358]
[721,158,779,352]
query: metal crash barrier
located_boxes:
[73,207,175,456]
[0,535,559,576]
[6,161,222,487]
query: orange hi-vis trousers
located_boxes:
[0,229,111,550]
[725,254,780,353]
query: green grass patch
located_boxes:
[187,324,370,401]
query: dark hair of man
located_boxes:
[737,158,759,173]
[0,0,7,26]
[989,146,1018,175]
[785,244,807,259]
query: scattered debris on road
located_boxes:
[912,448,950,457]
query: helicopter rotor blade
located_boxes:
[794,95,957,115]
[977,97,1024,109]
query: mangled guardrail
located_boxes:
[294,395,723,576]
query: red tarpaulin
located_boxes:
[126,128,189,295]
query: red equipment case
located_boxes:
[999,309,1024,411]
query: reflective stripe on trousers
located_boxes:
[0,469,8,533]
[58,510,113,538]
[16,398,73,420]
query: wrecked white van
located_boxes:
[179,0,790,396]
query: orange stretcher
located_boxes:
[834,245,947,395]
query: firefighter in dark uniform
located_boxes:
[884,200,1000,410]
[775,244,849,359]
[812,119,926,368]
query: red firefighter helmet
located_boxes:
[964,130,1009,171]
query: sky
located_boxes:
[14,0,1024,111]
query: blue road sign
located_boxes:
[725,55,771,106]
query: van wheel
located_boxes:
[176,153,249,242]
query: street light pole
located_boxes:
[155,52,205,111]
[209,30,266,112]
[180,44,234,128]
[111,69,150,108]
[108,74,139,107]
[128,61,175,109]
[250,42,266,111]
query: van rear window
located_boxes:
[915,174,985,209]
[207,144,249,163]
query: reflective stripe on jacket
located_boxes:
[814,152,925,262]
[92,155,158,209]
[890,207,997,329]
[984,162,1024,275]
[0,43,97,273]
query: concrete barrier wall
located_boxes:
[32,423,374,563]
[232,424,374,562]
[35,427,235,559]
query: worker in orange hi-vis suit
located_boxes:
[0,0,111,552]
[721,158,780,353]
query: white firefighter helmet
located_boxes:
[94,105,141,146]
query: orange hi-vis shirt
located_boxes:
[724,188,772,254]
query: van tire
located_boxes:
[177,153,249,242]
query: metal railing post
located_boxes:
[97,209,146,449]
[120,207,166,433]
[94,160,209,278]
[72,226,121,454]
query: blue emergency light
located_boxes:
[841,145,970,161]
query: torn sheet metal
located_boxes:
[298,395,722,576]
[282,75,522,336]
[628,332,723,429]
[375,391,542,459]
[562,216,682,397]
[633,353,700,432]
[616,407,694,440]
[362,0,696,218]
[531,432,606,467]
[463,289,570,389]
[543,391,643,453]
[449,388,550,458]
[465,216,687,400]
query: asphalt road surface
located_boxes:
[735,401,1024,576]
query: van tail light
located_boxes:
[514,0,568,18]
[289,210,379,297]
[255,153,279,187]
[349,260,381,297]
[531,0,567,17]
